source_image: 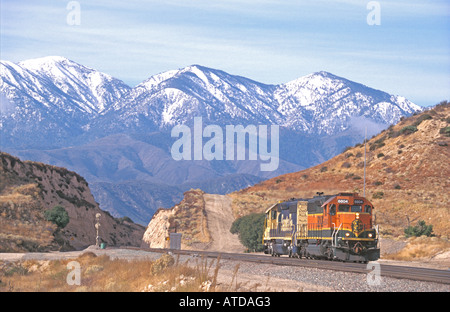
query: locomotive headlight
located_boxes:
[368,233,373,238]
[356,213,360,219]
[345,232,350,237]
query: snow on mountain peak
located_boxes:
[1,57,422,147]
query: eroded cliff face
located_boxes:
[142,189,211,250]
[141,208,174,249]
[0,152,145,252]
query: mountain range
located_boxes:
[0,56,422,224]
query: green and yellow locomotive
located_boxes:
[262,193,380,262]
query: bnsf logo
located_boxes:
[337,199,349,204]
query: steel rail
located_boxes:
[134,247,450,285]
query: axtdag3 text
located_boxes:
[179,296,271,309]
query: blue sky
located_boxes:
[1,0,449,107]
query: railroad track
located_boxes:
[140,247,450,285]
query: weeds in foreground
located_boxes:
[0,252,276,292]
[383,237,450,261]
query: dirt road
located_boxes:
[203,194,245,253]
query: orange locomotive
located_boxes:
[262,192,380,262]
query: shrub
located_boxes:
[404,220,433,238]
[44,205,69,228]
[377,153,385,158]
[372,191,384,199]
[439,126,450,137]
[400,125,418,135]
[369,136,387,151]
[342,146,352,153]
[151,253,175,275]
[413,114,432,126]
[230,213,265,252]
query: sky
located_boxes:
[1,0,449,107]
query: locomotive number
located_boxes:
[338,199,349,204]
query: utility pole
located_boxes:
[364,127,367,197]
[95,213,101,247]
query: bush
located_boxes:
[439,126,450,137]
[44,205,69,228]
[400,125,418,135]
[151,253,175,275]
[404,220,433,238]
[342,146,353,153]
[230,213,265,252]
[372,191,384,199]
[413,114,432,126]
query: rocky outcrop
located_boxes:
[142,189,211,250]
[0,152,145,251]
[141,208,175,249]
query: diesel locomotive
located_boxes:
[262,192,380,262]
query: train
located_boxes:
[262,192,380,262]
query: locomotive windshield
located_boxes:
[351,205,362,212]
[338,204,350,212]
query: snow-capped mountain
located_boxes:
[274,71,421,134]
[0,56,130,148]
[0,56,421,149]
[92,65,282,136]
[90,65,420,139]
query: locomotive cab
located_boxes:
[322,193,377,240]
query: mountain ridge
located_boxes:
[1,56,422,149]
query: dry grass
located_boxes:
[0,252,282,292]
[383,237,450,261]
[0,253,192,292]
[0,183,57,252]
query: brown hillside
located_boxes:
[230,102,450,238]
[0,152,145,252]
